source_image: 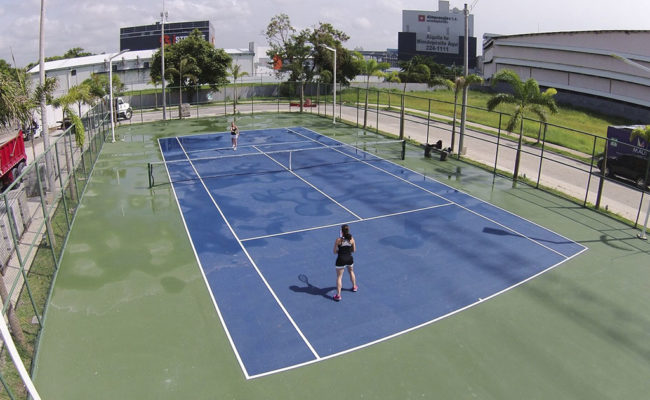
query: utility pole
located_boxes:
[161,1,168,120]
[458,3,469,158]
[38,0,54,191]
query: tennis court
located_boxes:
[154,126,586,378]
[31,113,650,400]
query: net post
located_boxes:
[401,140,406,160]
[148,162,153,188]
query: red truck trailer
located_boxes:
[0,132,28,191]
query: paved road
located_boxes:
[119,102,649,224]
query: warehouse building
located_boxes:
[482,30,650,120]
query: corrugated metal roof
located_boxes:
[28,49,156,73]
[484,29,650,41]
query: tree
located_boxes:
[487,69,558,183]
[43,47,93,63]
[309,22,359,86]
[266,15,313,112]
[630,125,650,146]
[359,57,390,129]
[82,73,122,102]
[435,74,482,153]
[0,59,13,75]
[63,47,92,58]
[0,71,24,126]
[166,56,200,119]
[228,63,249,114]
[266,14,359,112]
[383,71,401,108]
[398,59,431,94]
[51,84,90,146]
[150,29,231,91]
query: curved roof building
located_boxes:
[482,30,650,120]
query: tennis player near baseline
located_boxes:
[333,224,358,301]
[230,121,239,150]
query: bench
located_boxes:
[289,99,317,108]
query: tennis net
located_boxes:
[148,139,405,187]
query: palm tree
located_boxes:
[52,84,92,146]
[384,71,401,108]
[228,63,250,114]
[360,58,390,129]
[166,56,200,119]
[487,69,558,183]
[630,125,650,146]
[448,74,483,153]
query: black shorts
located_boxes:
[336,256,353,267]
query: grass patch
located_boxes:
[340,88,635,156]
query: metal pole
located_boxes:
[333,48,336,124]
[322,45,336,124]
[161,3,168,120]
[109,62,115,142]
[458,3,470,157]
[108,49,128,143]
[638,194,650,240]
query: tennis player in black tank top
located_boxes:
[333,224,358,301]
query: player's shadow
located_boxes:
[290,274,336,301]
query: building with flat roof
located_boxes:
[120,20,215,51]
[398,0,476,69]
[482,30,650,120]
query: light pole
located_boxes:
[161,2,168,120]
[458,3,469,157]
[321,44,336,124]
[108,49,129,143]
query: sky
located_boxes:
[1,0,649,68]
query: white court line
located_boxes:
[158,138,249,378]
[162,127,588,379]
[171,137,322,379]
[245,245,588,380]
[252,144,363,220]
[295,126,585,259]
[184,139,313,156]
[240,203,453,242]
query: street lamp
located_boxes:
[321,44,336,124]
[108,49,129,143]
[161,2,168,120]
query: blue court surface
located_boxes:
[158,127,587,379]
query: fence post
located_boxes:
[426,99,431,145]
[595,137,609,210]
[356,87,360,128]
[536,122,548,188]
[375,90,379,133]
[399,93,405,140]
[493,113,503,173]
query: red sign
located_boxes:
[418,15,425,22]
[158,34,174,45]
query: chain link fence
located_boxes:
[118,82,649,225]
[1,81,646,398]
[0,102,110,399]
